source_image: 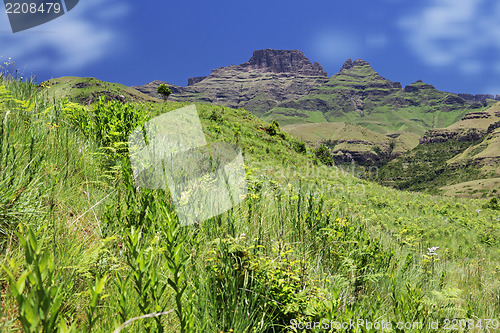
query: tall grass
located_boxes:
[0,80,499,332]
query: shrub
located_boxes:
[266,120,280,136]
[156,84,172,101]
[209,108,224,123]
[292,140,307,154]
[482,197,499,210]
[315,144,332,166]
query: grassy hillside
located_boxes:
[282,122,420,165]
[43,76,161,104]
[1,78,500,332]
[378,103,500,197]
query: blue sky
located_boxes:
[1,0,500,95]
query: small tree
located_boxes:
[157,84,172,101]
[315,144,332,166]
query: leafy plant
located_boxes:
[123,227,168,332]
[62,97,149,163]
[86,275,108,332]
[1,226,64,333]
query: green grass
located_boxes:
[1,78,500,332]
[42,76,161,104]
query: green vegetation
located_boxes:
[377,140,479,191]
[1,78,500,332]
[376,104,500,196]
[157,84,172,102]
[41,76,161,105]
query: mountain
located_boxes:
[40,51,498,197]
[132,52,493,168]
[266,59,488,130]
[132,49,329,116]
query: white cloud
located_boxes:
[459,60,483,75]
[399,0,500,75]
[311,30,362,64]
[365,33,389,49]
[0,0,130,73]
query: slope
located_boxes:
[2,78,500,332]
[378,103,500,196]
[282,122,420,165]
[43,76,161,104]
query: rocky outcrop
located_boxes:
[488,121,500,133]
[457,93,500,103]
[461,112,491,120]
[242,49,327,76]
[419,129,486,144]
[133,49,329,116]
[187,76,207,86]
[404,80,436,93]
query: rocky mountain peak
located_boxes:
[242,49,327,77]
[341,58,372,71]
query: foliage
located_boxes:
[1,226,63,333]
[266,119,280,136]
[62,97,149,163]
[315,144,332,166]
[377,140,479,191]
[482,197,499,210]
[157,84,172,101]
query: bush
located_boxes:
[292,140,307,154]
[156,84,172,101]
[315,144,332,166]
[266,120,280,136]
[482,197,499,210]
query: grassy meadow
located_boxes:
[0,77,500,332]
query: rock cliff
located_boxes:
[133,49,328,116]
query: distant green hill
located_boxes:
[42,76,161,104]
[282,122,420,165]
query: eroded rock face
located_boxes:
[133,49,329,116]
[457,93,500,103]
[242,49,327,76]
[419,129,486,143]
[462,112,491,121]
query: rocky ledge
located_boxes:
[135,49,329,115]
[419,129,486,144]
